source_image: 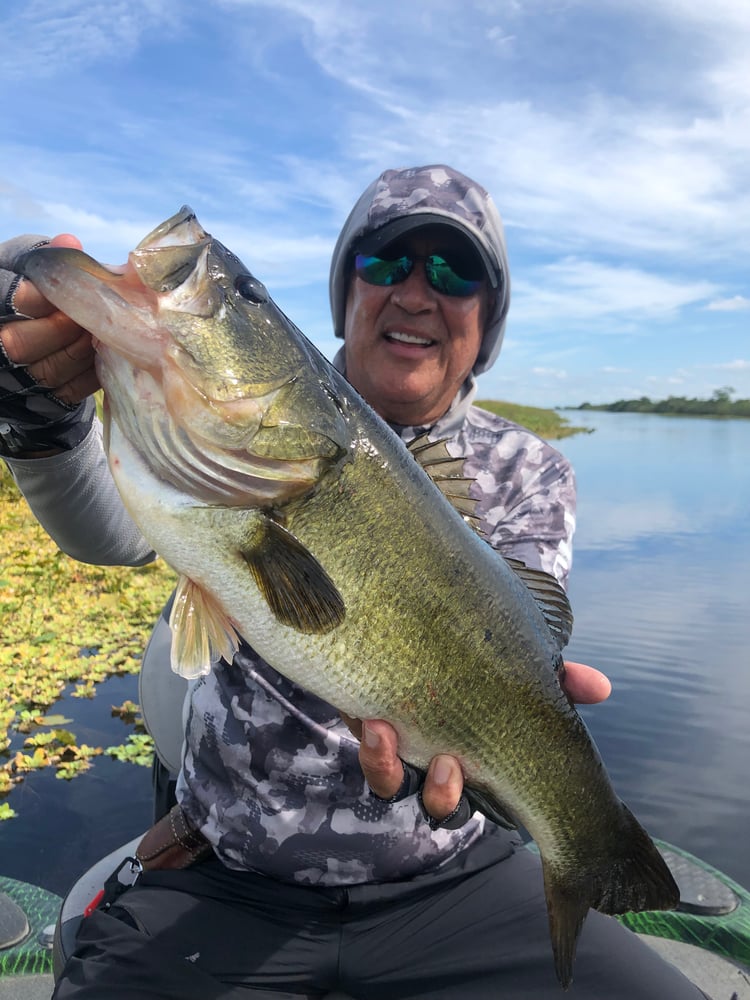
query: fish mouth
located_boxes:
[134,205,206,252]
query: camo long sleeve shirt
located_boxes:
[7,382,576,886]
[176,391,577,885]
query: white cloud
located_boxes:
[714,359,750,370]
[2,1,181,77]
[511,258,718,326]
[706,295,750,312]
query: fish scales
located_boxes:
[17,207,679,989]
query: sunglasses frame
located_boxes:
[354,252,484,298]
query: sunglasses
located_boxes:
[354,251,484,298]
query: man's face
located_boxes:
[343,226,489,426]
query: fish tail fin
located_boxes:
[595,803,680,914]
[542,804,679,989]
[541,867,591,990]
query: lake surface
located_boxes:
[558,410,750,889]
[1,410,748,897]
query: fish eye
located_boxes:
[235,274,268,304]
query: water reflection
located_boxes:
[560,411,750,886]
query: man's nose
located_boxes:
[389,264,437,311]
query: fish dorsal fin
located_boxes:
[504,558,574,650]
[169,574,240,678]
[408,434,485,536]
[241,516,346,634]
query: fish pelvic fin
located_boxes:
[541,804,679,989]
[241,517,346,635]
[169,574,240,678]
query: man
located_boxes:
[0,165,704,998]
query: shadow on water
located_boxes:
[559,411,750,888]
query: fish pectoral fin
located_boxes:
[463,785,517,830]
[541,804,680,989]
[241,517,345,635]
[168,574,240,678]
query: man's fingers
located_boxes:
[351,716,466,826]
[358,720,404,799]
[47,366,102,406]
[421,755,464,822]
[9,277,56,320]
[0,313,92,370]
[28,331,97,390]
[47,234,83,251]
[8,234,82,321]
[561,661,612,704]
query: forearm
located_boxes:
[5,416,155,566]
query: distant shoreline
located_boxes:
[570,390,749,419]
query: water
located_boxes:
[1,411,748,897]
[559,410,750,889]
[0,673,153,896]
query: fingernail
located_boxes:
[432,755,452,785]
[363,723,380,749]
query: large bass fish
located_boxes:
[18,208,678,988]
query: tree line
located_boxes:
[576,387,750,417]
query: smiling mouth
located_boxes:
[385,331,435,347]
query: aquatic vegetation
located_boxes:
[105,733,156,768]
[0,464,175,818]
[476,400,589,439]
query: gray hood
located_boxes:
[329,164,511,375]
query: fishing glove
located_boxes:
[0,234,95,457]
[370,760,473,830]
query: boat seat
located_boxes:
[52,609,357,999]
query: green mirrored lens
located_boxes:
[425,255,482,297]
[355,254,412,286]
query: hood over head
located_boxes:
[329,164,510,375]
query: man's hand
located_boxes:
[0,234,99,406]
[345,660,611,825]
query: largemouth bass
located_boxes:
[18,209,678,988]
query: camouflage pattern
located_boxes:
[329,164,511,375]
[177,402,575,885]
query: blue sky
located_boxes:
[4,0,749,407]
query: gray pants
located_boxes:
[53,832,707,999]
